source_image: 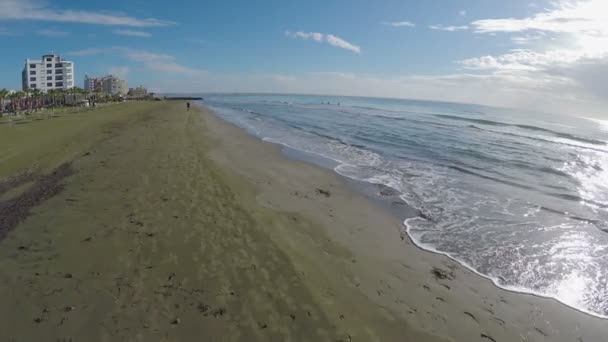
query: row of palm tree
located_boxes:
[0,87,121,115]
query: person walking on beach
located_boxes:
[187,102,190,111]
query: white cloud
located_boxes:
[325,34,361,54]
[0,0,175,27]
[66,47,106,56]
[36,28,69,37]
[459,10,467,17]
[285,31,361,54]
[456,0,608,116]
[66,47,207,76]
[511,34,545,44]
[429,25,469,31]
[471,0,608,36]
[113,29,151,38]
[383,21,416,27]
[459,49,585,71]
[285,31,324,42]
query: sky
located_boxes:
[0,0,607,117]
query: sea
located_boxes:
[197,94,608,318]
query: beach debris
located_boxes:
[289,314,296,321]
[463,311,478,322]
[17,245,29,251]
[168,272,176,281]
[337,333,353,342]
[315,188,331,197]
[480,334,497,342]
[171,318,180,325]
[83,152,91,156]
[63,306,75,313]
[431,267,454,281]
[534,327,548,337]
[257,322,268,329]
[339,314,345,320]
[33,317,43,324]
[197,303,210,314]
[82,236,92,242]
[211,307,226,318]
[64,273,73,279]
[493,317,505,326]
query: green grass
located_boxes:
[0,102,158,178]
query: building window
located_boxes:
[47,70,52,74]
[46,64,52,68]
[55,76,63,81]
[55,63,62,67]
[47,76,53,80]
[56,82,64,87]
[30,77,36,81]
[56,69,63,74]
[30,84,36,88]
[30,71,36,75]
[47,83,53,87]
[29,64,36,68]
[46,58,52,62]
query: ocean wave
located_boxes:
[441,115,607,146]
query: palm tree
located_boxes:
[30,89,42,119]
[31,89,42,110]
[11,91,25,112]
[0,88,8,114]
[8,91,22,126]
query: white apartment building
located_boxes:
[84,74,128,95]
[22,54,74,93]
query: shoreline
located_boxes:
[0,101,605,341]
[200,103,608,341]
[202,103,608,321]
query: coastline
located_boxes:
[0,101,605,341]
[200,104,608,341]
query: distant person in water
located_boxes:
[187,102,190,111]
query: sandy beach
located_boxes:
[0,101,605,341]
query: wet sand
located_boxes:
[0,101,605,341]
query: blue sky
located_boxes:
[0,0,607,116]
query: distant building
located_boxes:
[22,54,74,93]
[84,75,128,95]
[128,85,148,98]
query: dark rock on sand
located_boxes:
[315,188,331,197]
[431,267,454,281]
